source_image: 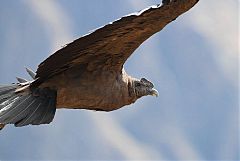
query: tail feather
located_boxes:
[0,84,57,127]
[16,97,50,127]
[0,96,19,112]
[0,85,17,92]
[0,95,26,122]
[17,101,44,127]
[7,96,37,124]
[38,99,56,125]
[0,85,18,105]
[0,85,17,96]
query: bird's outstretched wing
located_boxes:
[35,0,198,84]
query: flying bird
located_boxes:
[0,0,198,130]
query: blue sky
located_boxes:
[0,0,239,160]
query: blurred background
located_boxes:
[0,0,239,160]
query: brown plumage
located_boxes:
[0,0,199,129]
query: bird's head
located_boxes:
[133,78,158,98]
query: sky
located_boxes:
[0,0,239,160]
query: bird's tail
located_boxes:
[0,84,57,129]
[0,68,57,130]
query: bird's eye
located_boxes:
[135,82,141,87]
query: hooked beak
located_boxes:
[150,88,159,97]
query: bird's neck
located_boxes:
[122,69,138,102]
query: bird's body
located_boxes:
[0,0,199,129]
[45,68,135,111]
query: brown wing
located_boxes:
[35,0,198,83]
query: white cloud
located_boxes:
[187,0,238,86]
[91,112,161,159]
[23,0,73,52]
[187,1,239,158]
